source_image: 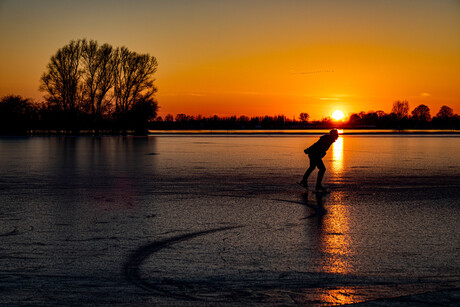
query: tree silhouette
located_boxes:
[391,100,409,120]
[113,47,158,129]
[129,97,158,135]
[0,95,36,134]
[175,114,188,122]
[164,114,174,122]
[39,40,84,133]
[299,112,310,123]
[433,105,456,129]
[375,110,386,118]
[81,40,117,133]
[411,104,431,122]
[238,115,250,122]
[390,100,409,130]
[39,39,158,134]
[436,105,454,119]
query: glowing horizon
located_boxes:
[1,0,459,120]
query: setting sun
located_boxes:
[332,110,345,121]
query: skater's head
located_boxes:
[330,129,339,140]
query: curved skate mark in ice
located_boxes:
[65,236,120,242]
[0,227,19,237]
[124,226,243,299]
[0,225,34,237]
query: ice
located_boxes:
[0,135,459,305]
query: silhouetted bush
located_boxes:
[0,95,37,135]
[129,97,158,135]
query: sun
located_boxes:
[332,110,344,121]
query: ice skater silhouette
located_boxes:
[298,129,339,192]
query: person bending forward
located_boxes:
[298,129,339,191]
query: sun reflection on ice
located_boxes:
[312,287,363,305]
[331,136,344,174]
[320,197,351,274]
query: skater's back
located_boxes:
[308,134,337,156]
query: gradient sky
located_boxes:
[1,0,459,120]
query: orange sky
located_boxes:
[1,0,459,120]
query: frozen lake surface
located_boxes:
[1,135,459,305]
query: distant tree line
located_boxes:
[0,39,158,135]
[152,114,296,130]
[346,101,458,130]
[149,101,458,130]
[1,95,458,134]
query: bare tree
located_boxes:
[411,104,431,122]
[81,40,117,130]
[299,112,310,123]
[113,47,158,124]
[39,40,84,132]
[39,39,159,134]
[391,100,409,120]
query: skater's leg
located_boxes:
[302,158,317,181]
[316,160,326,189]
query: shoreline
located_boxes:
[148,129,460,135]
[1,129,459,137]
